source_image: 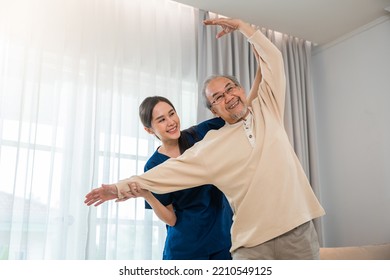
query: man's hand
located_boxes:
[84,183,121,206]
[203,18,241,38]
[203,17,255,39]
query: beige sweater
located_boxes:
[117,30,325,252]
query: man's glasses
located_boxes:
[210,84,239,106]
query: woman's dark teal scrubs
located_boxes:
[144,117,233,260]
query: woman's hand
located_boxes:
[129,184,152,199]
[119,182,144,200]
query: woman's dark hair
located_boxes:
[139,96,195,154]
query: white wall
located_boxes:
[312,17,390,247]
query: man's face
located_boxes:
[206,77,248,124]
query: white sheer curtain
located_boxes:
[0,0,197,259]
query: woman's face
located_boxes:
[148,101,181,141]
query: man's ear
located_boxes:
[144,126,154,135]
[210,108,219,117]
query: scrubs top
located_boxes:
[144,117,233,260]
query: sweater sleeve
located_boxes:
[116,144,211,196]
[124,118,224,199]
[247,30,286,122]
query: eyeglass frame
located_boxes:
[210,83,239,106]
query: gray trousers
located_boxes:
[232,220,320,260]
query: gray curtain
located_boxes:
[197,10,324,245]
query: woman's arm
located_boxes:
[133,188,177,226]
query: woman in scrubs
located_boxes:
[134,96,232,260]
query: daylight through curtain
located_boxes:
[0,0,197,259]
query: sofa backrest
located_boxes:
[320,243,390,260]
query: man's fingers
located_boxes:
[94,200,104,207]
[216,31,227,38]
[203,19,214,25]
[86,199,97,206]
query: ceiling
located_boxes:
[172,0,390,46]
